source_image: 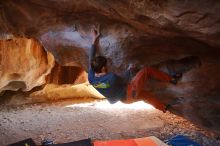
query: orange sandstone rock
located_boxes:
[0,38,54,93]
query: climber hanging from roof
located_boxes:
[88,25,201,113]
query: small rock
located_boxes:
[39,135,45,140]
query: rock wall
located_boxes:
[0,38,54,93]
[46,62,87,85]
[0,38,87,94]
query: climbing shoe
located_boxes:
[163,98,183,113]
[163,104,171,113]
[170,78,178,85]
[170,73,182,85]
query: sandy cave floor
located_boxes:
[0,99,220,146]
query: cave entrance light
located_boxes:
[65,100,155,110]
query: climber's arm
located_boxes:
[89,26,100,69]
[89,44,96,69]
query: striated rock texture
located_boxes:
[0,38,88,95]
[0,0,219,70]
[0,0,220,134]
[0,38,54,93]
[46,62,87,85]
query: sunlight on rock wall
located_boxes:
[0,38,55,93]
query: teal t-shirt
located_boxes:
[88,69,127,103]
